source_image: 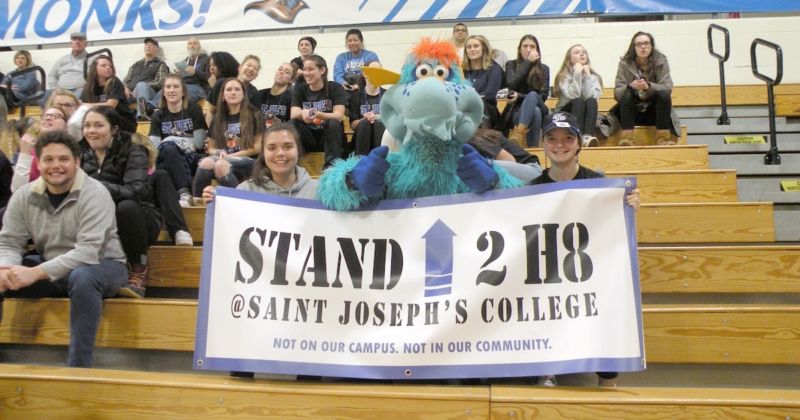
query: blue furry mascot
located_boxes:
[317,38,523,211]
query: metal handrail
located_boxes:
[83,48,113,79]
[4,66,46,117]
[707,24,730,125]
[750,38,783,165]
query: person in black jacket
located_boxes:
[79,106,161,298]
[503,34,550,147]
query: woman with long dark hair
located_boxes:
[206,54,261,124]
[612,31,680,145]
[79,106,161,298]
[193,77,264,195]
[202,122,317,202]
[290,55,346,168]
[333,29,380,91]
[80,55,137,133]
[504,34,550,147]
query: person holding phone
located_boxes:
[611,31,680,146]
[333,29,379,92]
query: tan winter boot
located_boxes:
[507,124,529,148]
[655,129,675,145]
[617,130,635,146]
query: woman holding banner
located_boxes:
[202,122,317,202]
[531,110,640,387]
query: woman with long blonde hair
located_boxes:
[553,44,603,146]
[462,35,502,128]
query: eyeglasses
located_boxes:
[635,41,651,48]
[42,112,66,121]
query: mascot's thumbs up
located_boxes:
[457,144,499,193]
[347,146,390,197]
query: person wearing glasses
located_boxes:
[611,31,680,146]
[10,105,70,192]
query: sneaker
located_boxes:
[174,230,193,246]
[656,136,676,145]
[178,192,193,208]
[118,263,147,298]
[582,135,599,147]
[617,138,634,147]
[539,375,557,387]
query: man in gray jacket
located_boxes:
[41,32,89,105]
[0,130,127,367]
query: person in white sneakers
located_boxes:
[148,74,207,207]
[552,44,603,147]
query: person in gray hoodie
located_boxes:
[202,122,318,202]
[201,122,316,379]
[0,130,127,367]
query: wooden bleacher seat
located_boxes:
[638,245,800,294]
[637,202,774,243]
[148,244,800,293]
[6,105,42,118]
[3,298,797,366]
[1,363,798,418]
[0,363,492,418]
[496,84,800,118]
[605,169,738,203]
[544,144,711,171]
[491,385,800,418]
[302,145,711,178]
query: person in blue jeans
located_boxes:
[0,130,127,367]
[504,34,550,147]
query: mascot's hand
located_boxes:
[349,146,390,197]
[457,144,499,193]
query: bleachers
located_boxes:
[2,83,799,416]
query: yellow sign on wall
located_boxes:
[724,136,766,144]
[780,181,800,192]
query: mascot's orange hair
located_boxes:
[411,37,461,68]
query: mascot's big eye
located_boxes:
[433,65,450,80]
[415,64,433,79]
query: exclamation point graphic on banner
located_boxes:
[194,0,213,27]
[422,220,456,297]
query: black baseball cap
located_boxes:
[144,37,159,46]
[542,112,581,137]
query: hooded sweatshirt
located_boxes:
[237,165,318,199]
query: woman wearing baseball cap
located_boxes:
[530,111,639,387]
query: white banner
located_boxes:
[4,1,799,47]
[194,178,644,379]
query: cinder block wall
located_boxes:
[2,16,798,92]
